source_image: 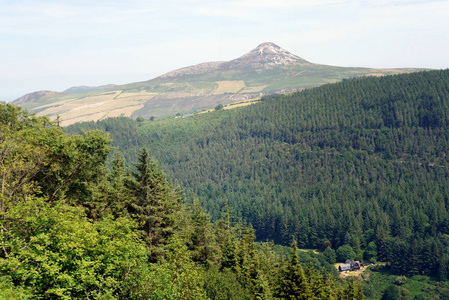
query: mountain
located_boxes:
[13,42,424,126]
[222,42,309,68]
[63,84,117,94]
[159,42,309,78]
[12,90,64,105]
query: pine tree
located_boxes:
[103,150,129,217]
[277,240,312,299]
[339,278,364,300]
[323,247,337,264]
[216,203,238,271]
[127,148,182,256]
[185,197,221,267]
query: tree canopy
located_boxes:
[1,102,359,299]
[67,69,449,278]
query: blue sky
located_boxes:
[1,0,449,101]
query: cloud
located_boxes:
[0,1,162,37]
[195,7,254,19]
[226,0,346,8]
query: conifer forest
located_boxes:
[2,69,449,298]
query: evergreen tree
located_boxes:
[185,197,221,267]
[127,148,182,256]
[277,240,312,299]
[363,241,378,262]
[216,204,238,271]
[340,278,364,300]
[323,247,337,264]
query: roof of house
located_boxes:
[339,264,352,271]
[345,260,355,264]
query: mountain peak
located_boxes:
[160,42,309,78]
[254,42,287,54]
[12,90,63,105]
[223,42,309,70]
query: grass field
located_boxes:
[34,91,152,126]
[239,85,267,93]
[213,80,246,94]
[200,97,261,114]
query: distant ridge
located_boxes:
[159,61,224,79]
[12,42,426,126]
[63,84,117,94]
[13,90,64,105]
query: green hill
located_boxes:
[1,102,362,299]
[67,69,449,279]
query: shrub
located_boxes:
[323,247,337,264]
[394,276,407,285]
[336,244,356,262]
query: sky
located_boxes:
[1,0,449,102]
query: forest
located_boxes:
[0,102,364,298]
[66,69,449,282]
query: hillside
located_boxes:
[67,69,449,281]
[13,42,422,126]
[0,102,364,299]
[63,84,117,94]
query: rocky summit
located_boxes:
[222,42,309,70]
[161,42,308,78]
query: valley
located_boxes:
[66,69,449,298]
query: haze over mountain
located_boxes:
[13,42,424,126]
[63,84,117,94]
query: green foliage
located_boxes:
[364,241,377,262]
[204,267,251,300]
[66,69,449,279]
[166,236,209,299]
[323,247,337,264]
[277,241,312,299]
[337,245,356,262]
[341,278,364,300]
[126,148,182,255]
[1,103,357,299]
[395,276,408,286]
[0,276,32,299]
[382,285,401,300]
[0,197,148,299]
[360,267,449,300]
[440,289,449,300]
[183,197,221,267]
